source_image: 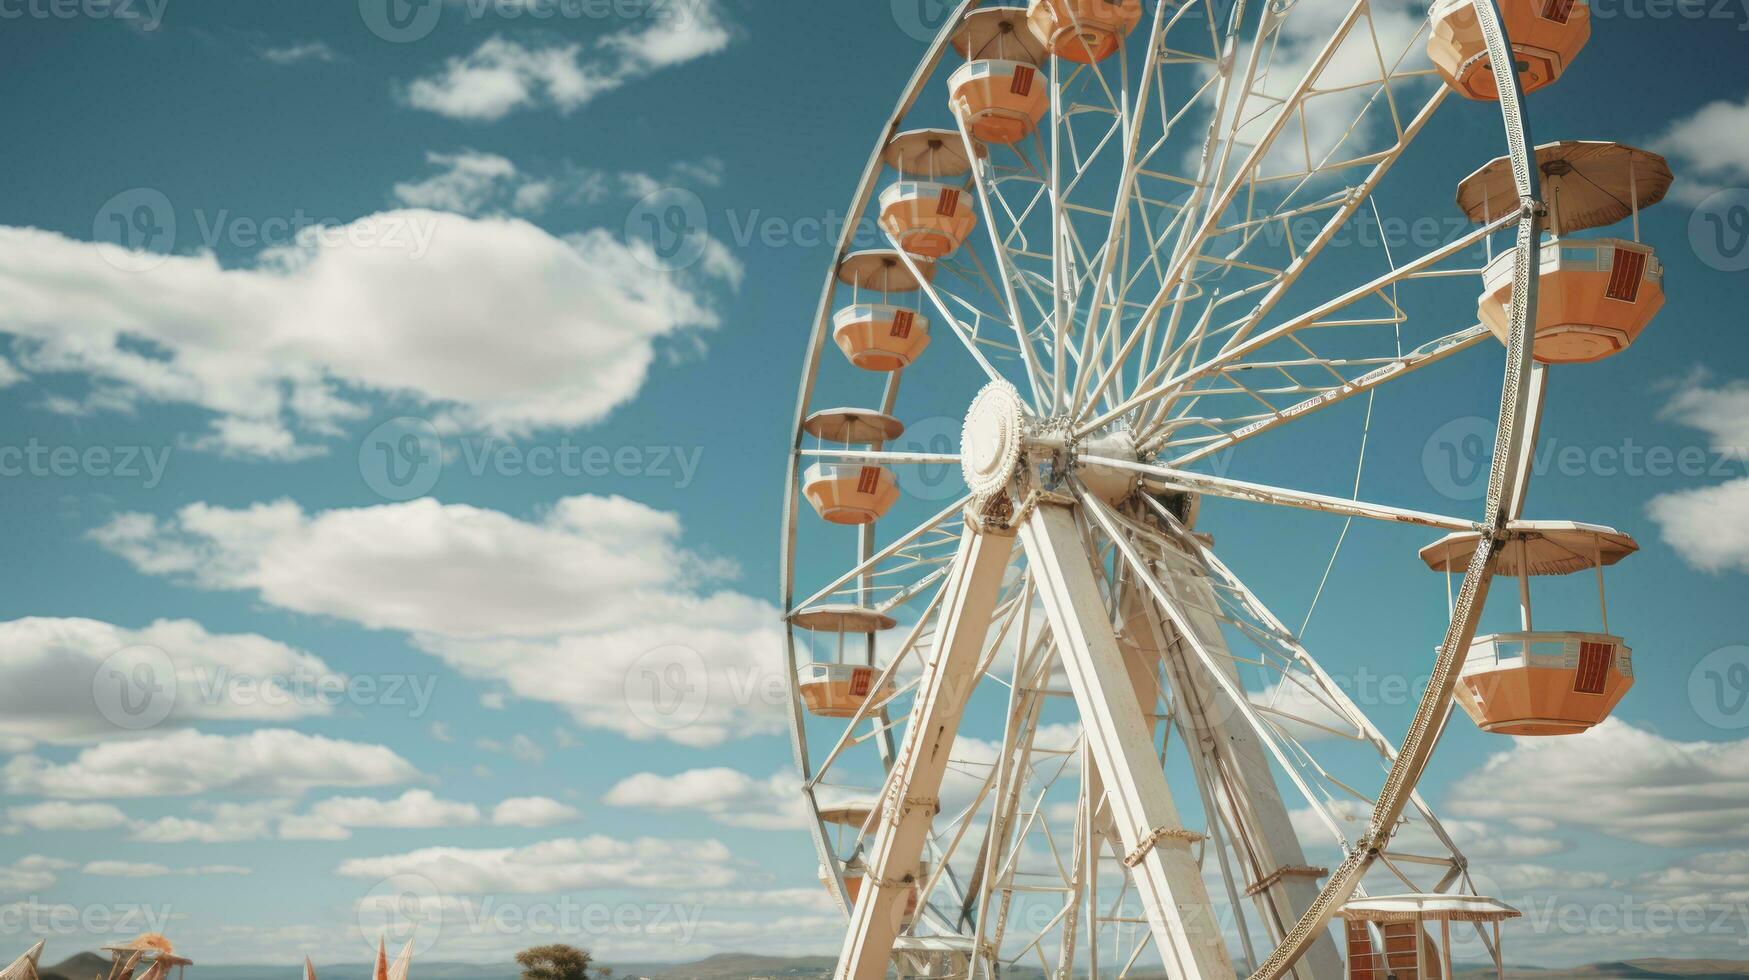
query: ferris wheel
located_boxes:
[778,2,1670,978]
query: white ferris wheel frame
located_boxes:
[778,0,1551,977]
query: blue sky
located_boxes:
[2,0,1749,970]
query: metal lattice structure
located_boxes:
[777,2,1592,977]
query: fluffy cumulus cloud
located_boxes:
[89,495,786,746]
[6,801,130,833]
[3,729,420,799]
[82,860,251,877]
[0,617,339,744]
[0,209,736,458]
[490,796,580,827]
[402,2,732,121]
[0,856,72,893]
[1449,719,1749,848]
[605,768,808,830]
[1651,89,1749,204]
[337,835,736,893]
[128,800,291,843]
[279,789,484,840]
[1648,373,1749,573]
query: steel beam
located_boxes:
[1021,501,1234,980]
[836,521,1017,980]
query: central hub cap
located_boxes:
[959,380,1142,505]
[961,380,1026,498]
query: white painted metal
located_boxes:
[782,0,1550,976]
[835,522,1016,980]
[1021,502,1234,980]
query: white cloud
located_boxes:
[394,151,528,216]
[1647,374,1749,573]
[1660,373,1749,460]
[476,733,545,764]
[491,796,580,827]
[82,860,251,877]
[4,729,420,799]
[1649,479,1749,574]
[1650,90,1749,204]
[605,768,807,830]
[279,789,483,840]
[0,355,21,388]
[0,616,339,744]
[337,834,736,893]
[261,41,338,66]
[0,209,735,457]
[403,4,731,121]
[128,800,291,843]
[404,37,611,121]
[91,495,785,746]
[1632,848,1749,906]
[7,801,130,832]
[1449,718,1749,847]
[0,856,72,893]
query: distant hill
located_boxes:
[32,950,1749,980]
[1454,960,1749,980]
[604,952,839,980]
[42,951,109,980]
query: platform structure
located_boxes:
[780,2,1655,978]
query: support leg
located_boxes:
[836,522,1017,980]
[1021,501,1235,980]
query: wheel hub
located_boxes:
[960,380,1141,504]
[960,381,1027,499]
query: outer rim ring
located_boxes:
[776,1,1541,973]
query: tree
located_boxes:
[516,944,596,980]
